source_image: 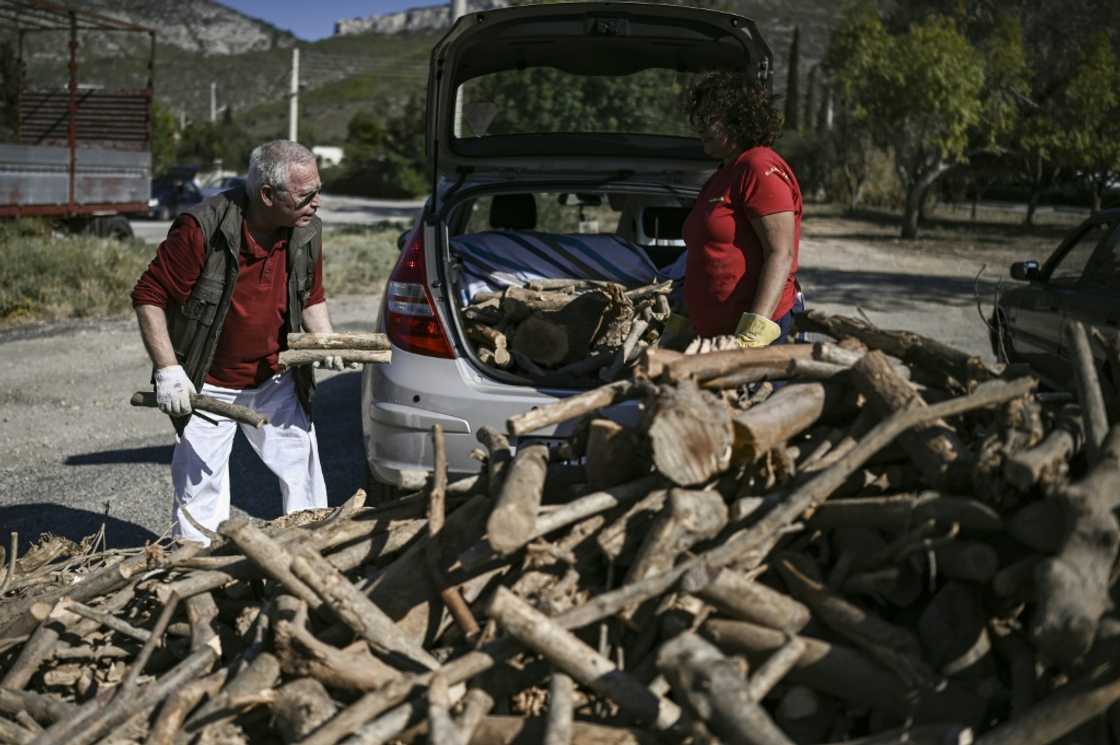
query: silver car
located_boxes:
[361,2,773,493]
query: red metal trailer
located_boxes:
[0,0,155,237]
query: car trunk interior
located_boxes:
[440,187,695,387]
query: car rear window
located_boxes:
[1049,222,1114,286]
[457,68,697,139]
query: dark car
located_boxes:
[991,209,1120,388]
[149,175,203,220]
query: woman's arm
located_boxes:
[748,210,796,319]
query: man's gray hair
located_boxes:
[246,140,315,197]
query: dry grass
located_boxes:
[0,221,402,327]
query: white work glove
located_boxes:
[154,365,196,416]
[313,355,359,371]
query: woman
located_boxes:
[680,71,802,352]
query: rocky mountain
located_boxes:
[65,0,295,56]
[335,0,510,35]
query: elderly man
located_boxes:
[132,140,345,543]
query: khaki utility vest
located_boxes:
[165,187,321,427]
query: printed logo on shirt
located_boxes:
[764,166,792,184]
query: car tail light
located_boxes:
[385,228,456,359]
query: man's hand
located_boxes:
[733,312,782,348]
[312,355,360,371]
[154,365,196,416]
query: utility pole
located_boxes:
[451,0,466,135]
[209,82,216,123]
[288,47,300,142]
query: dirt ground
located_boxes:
[0,211,1063,550]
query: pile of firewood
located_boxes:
[2,311,1120,745]
[461,279,676,383]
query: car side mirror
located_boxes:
[1010,260,1040,281]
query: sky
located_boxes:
[221,0,428,41]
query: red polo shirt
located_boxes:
[682,146,801,337]
[131,216,325,389]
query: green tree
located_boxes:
[827,5,984,238]
[345,109,386,165]
[1056,32,1120,212]
[150,101,178,176]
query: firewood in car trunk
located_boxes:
[511,290,614,366]
[501,286,584,323]
[702,619,986,726]
[585,419,645,490]
[1004,405,1083,492]
[477,426,513,497]
[270,678,338,743]
[973,669,1120,745]
[644,378,733,486]
[1008,499,1066,553]
[775,553,943,692]
[731,382,835,462]
[286,332,390,350]
[624,488,728,590]
[487,586,685,732]
[467,323,512,368]
[850,350,970,491]
[1031,426,1120,662]
[288,545,440,673]
[992,554,1041,599]
[487,443,550,555]
[656,631,795,745]
[1067,320,1110,465]
[794,309,996,389]
[278,349,392,367]
[932,541,1000,583]
[918,582,993,677]
[806,491,1003,533]
[697,568,811,633]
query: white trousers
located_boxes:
[170,371,327,544]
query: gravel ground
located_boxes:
[0,215,1030,551]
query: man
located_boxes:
[132,140,347,544]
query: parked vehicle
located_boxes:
[0,1,155,238]
[360,2,773,491]
[149,175,204,220]
[990,208,1120,389]
[200,175,246,200]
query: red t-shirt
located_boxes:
[131,216,326,389]
[682,146,802,337]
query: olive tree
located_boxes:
[1056,32,1120,212]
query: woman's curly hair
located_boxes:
[685,71,783,150]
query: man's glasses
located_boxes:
[274,185,321,209]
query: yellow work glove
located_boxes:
[733,312,782,348]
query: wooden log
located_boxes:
[933,541,1000,583]
[1031,426,1120,662]
[1067,320,1110,464]
[145,669,227,745]
[644,379,733,486]
[487,443,550,555]
[918,582,992,676]
[624,488,728,595]
[656,631,795,745]
[467,323,512,368]
[278,349,392,367]
[746,635,808,701]
[453,689,494,745]
[272,678,339,743]
[289,545,440,672]
[732,383,831,462]
[703,619,986,725]
[543,672,575,745]
[476,426,513,497]
[974,671,1120,745]
[662,344,816,383]
[507,380,640,437]
[0,689,76,727]
[184,592,219,653]
[703,359,849,389]
[511,290,615,366]
[795,309,996,389]
[776,553,943,691]
[697,569,811,633]
[220,518,322,610]
[806,492,1002,533]
[1,598,71,690]
[397,716,661,745]
[500,286,577,322]
[130,391,268,428]
[585,419,646,490]
[427,424,480,640]
[850,350,969,491]
[1008,500,1065,553]
[1004,407,1083,492]
[487,586,684,732]
[287,332,390,350]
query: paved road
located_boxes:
[130,193,424,244]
